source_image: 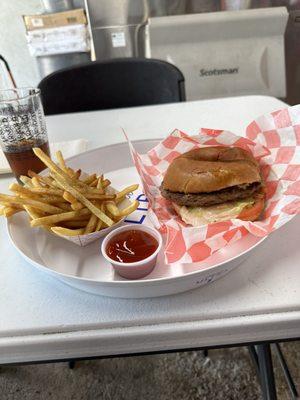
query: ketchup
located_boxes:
[106,229,158,263]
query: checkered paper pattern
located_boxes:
[127,105,300,264]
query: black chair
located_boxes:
[38,58,186,115]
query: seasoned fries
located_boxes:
[84,214,98,234]
[30,209,91,227]
[19,175,33,187]
[23,205,45,219]
[55,150,68,173]
[116,184,139,200]
[83,173,97,185]
[119,200,139,217]
[52,174,114,227]
[0,148,140,238]
[3,207,22,217]
[51,227,85,236]
[0,193,63,214]
[105,201,120,217]
[32,177,42,188]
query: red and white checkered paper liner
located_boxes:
[126,105,300,264]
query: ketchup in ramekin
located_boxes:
[101,225,162,279]
[106,229,158,263]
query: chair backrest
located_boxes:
[38,58,186,115]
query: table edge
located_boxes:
[1,310,299,364]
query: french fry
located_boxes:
[95,219,103,231]
[66,167,75,177]
[84,214,98,234]
[105,201,120,217]
[0,194,63,214]
[10,185,54,203]
[85,187,104,194]
[63,190,103,207]
[60,183,104,196]
[73,169,81,179]
[51,227,85,236]
[85,193,115,200]
[119,200,139,217]
[24,206,51,232]
[55,202,72,211]
[71,202,84,211]
[32,177,42,188]
[10,184,64,204]
[97,176,103,190]
[93,176,103,193]
[30,208,91,227]
[63,191,76,203]
[87,185,104,194]
[3,207,22,217]
[95,203,105,231]
[19,176,34,187]
[33,148,86,188]
[30,187,64,196]
[47,179,62,189]
[42,195,65,204]
[90,178,98,187]
[10,183,35,196]
[63,191,84,211]
[67,168,81,179]
[27,170,37,178]
[28,171,55,188]
[52,174,114,227]
[115,184,139,200]
[83,174,97,185]
[0,201,20,209]
[102,179,111,189]
[52,177,76,195]
[23,205,46,219]
[115,195,126,205]
[1,147,140,239]
[19,193,63,204]
[71,214,91,221]
[63,220,89,228]
[55,150,68,173]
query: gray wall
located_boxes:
[0,0,43,88]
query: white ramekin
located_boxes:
[101,224,162,280]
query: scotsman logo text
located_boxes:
[200,67,239,77]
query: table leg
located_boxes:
[273,343,299,400]
[202,349,209,358]
[247,345,261,380]
[256,344,277,400]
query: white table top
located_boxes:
[1,96,299,364]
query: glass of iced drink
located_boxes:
[0,88,50,182]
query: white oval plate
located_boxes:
[7,140,266,298]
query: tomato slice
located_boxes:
[238,197,265,221]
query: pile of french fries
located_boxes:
[0,148,139,236]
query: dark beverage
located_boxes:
[3,141,50,179]
[0,88,49,182]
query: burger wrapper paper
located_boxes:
[127,105,300,264]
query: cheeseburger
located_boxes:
[160,146,265,226]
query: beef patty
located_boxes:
[161,182,262,207]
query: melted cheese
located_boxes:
[175,198,255,226]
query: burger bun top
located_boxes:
[162,146,261,194]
